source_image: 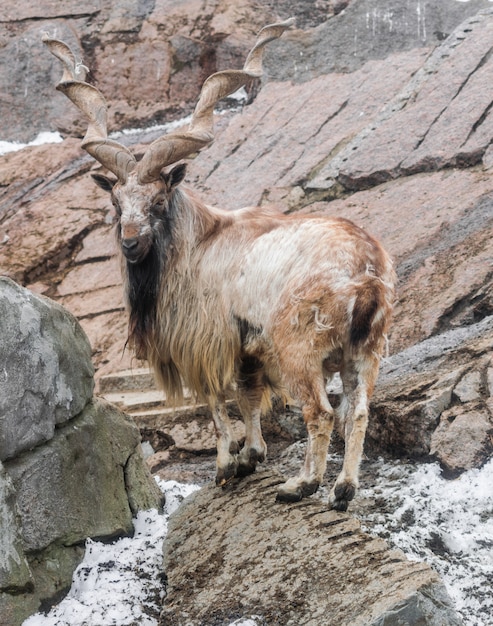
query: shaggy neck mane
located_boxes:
[123,186,228,366]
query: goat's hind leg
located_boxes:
[328,356,379,511]
[211,398,239,486]
[276,379,334,502]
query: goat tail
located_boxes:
[349,276,389,347]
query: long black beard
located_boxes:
[125,214,172,359]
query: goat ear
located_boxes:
[91,173,116,193]
[168,163,187,189]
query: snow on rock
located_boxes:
[0,132,63,156]
[359,458,493,626]
[22,481,200,626]
[21,460,493,626]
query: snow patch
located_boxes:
[359,458,493,626]
[0,132,63,156]
[23,481,200,626]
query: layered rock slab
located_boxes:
[191,48,430,209]
[162,472,462,626]
[369,315,493,472]
[310,8,493,191]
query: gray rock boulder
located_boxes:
[7,399,150,553]
[162,472,462,625]
[0,462,32,593]
[0,280,163,625]
[368,316,493,471]
[0,277,94,461]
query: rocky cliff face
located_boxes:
[1,0,490,144]
[0,0,491,468]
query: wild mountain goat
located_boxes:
[43,20,396,511]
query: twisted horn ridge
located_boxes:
[136,17,294,184]
[43,18,293,184]
[42,35,136,182]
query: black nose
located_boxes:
[122,237,138,252]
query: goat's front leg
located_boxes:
[276,401,334,502]
[211,400,239,486]
[236,357,268,477]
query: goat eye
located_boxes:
[151,200,165,214]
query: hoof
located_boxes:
[276,479,320,503]
[301,481,320,497]
[328,480,356,512]
[236,448,264,478]
[276,486,303,503]
[215,459,238,487]
[329,497,349,512]
[235,462,256,478]
[229,441,240,455]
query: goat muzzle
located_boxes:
[122,236,149,264]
